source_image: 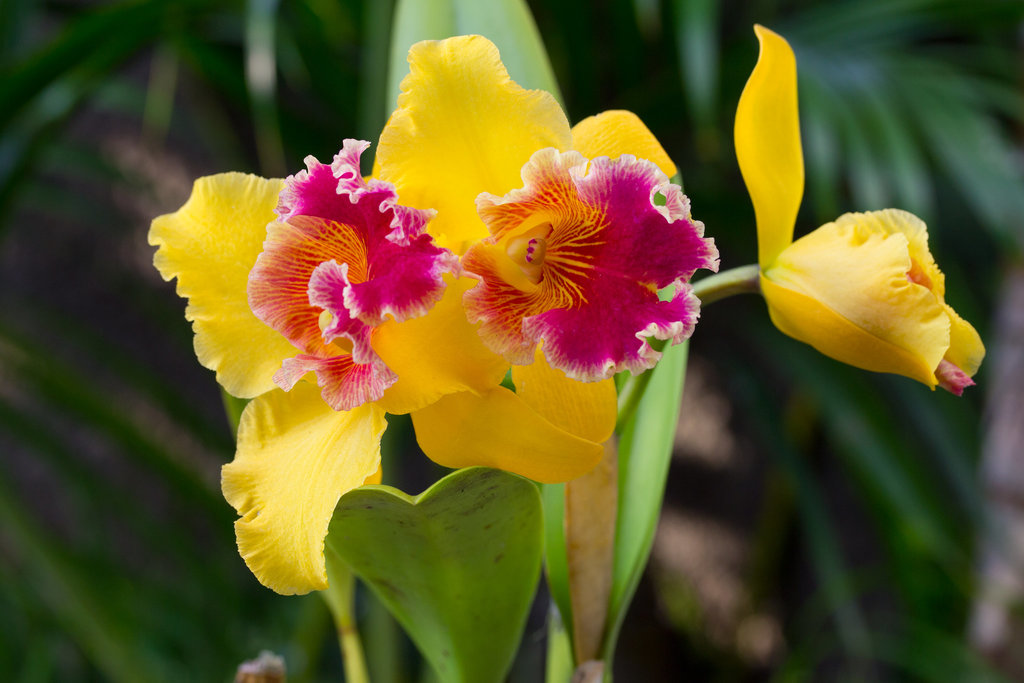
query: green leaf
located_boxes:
[325,467,544,683]
[541,481,572,646]
[602,339,689,666]
[386,0,562,116]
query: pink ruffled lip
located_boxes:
[248,139,456,410]
[463,148,719,381]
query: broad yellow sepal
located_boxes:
[411,386,603,483]
[511,348,616,445]
[149,173,296,398]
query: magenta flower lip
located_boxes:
[248,139,457,410]
[463,148,719,381]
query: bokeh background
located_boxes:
[1,0,1022,681]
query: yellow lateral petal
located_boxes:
[411,387,602,483]
[376,35,572,254]
[222,383,386,594]
[571,110,676,177]
[150,173,296,398]
[762,276,942,386]
[735,25,804,267]
[511,348,617,443]
[762,217,952,386]
[373,275,509,414]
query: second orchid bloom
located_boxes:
[150,35,717,594]
[735,25,984,394]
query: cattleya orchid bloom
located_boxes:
[149,141,516,594]
[735,25,984,393]
[375,34,717,460]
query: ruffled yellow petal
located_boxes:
[762,216,951,386]
[411,387,603,483]
[834,210,945,296]
[571,110,676,178]
[511,348,616,444]
[150,173,296,398]
[373,275,509,414]
[222,382,386,594]
[376,35,572,254]
[825,210,985,378]
[735,25,804,267]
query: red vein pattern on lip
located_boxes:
[463,148,719,381]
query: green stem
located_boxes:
[322,549,371,683]
[616,265,760,431]
[691,263,760,304]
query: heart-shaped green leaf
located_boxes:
[325,467,543,683]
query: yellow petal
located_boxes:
[835,209,946,296]
[762,217,951,386]
[364,465,384,486]
[511,348,616,443]
[411,387,603,483]
[827,210,984,378]
[735,25,804,267]
[373,275,509,414]
[222,382,386,594]
[571,110,676,178]
[150,173,296,398]
[376,35,572,254]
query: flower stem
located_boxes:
[322,548,370,683]
[615,265,760,431]
[691,264,761,305]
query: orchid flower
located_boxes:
[735,25,984,393]
[150,140,521,594]
[375,35,717,463]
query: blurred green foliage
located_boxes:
[0,0,1020,680]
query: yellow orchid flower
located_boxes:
[735,25,984,393]
[149,145,518,595]
[378,35,716,461]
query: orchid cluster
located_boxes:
[150,26,983,683]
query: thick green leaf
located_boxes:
[601,339,689,666]
[386,0,562,116]
[325,467,544,683]
[541,481,573,646]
